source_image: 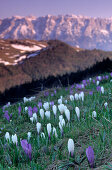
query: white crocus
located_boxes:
[64,100,68,104]
[59,115,63,122]
[61,118,65,127]
[12,134,18,145]
[75,107,80,119]
[25,106,28,111]
[58,104,65,114]
[33,113,37,122]
[43,102,49,111]
[75,93,79,100]
[65,109,70,121]
[70,95,74,101]
[45,111,50,119]
[47,123,52,139]
[96,81,99,86]
[5,132,10,142]
[52,105,57,117]
[41,132,45,139]
[40,109,44,119]
[80,91,84,101]
[53,127,58,138]
[27,132,31,141]
[68,139,74,157]
[58,98,62,104]
[104,102,108,107]
[101,86,104,94]
[92,111,97,118]
[36,122,41,134]
[30,117,34,123]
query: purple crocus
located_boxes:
[110,72,112,77]
[96,86,101,92]
[4,111,10,122]
[54,90,57,94]
[51,93,54,97]
[86,146,94,168]
[50,101,54,106]
[33,106,38,113]
[18,106,21,116]
[21,139,32,160]
[28,107,33,117]
[38,102,42,108]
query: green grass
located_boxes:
[0,73,112,169]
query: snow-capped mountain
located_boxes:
[1,15,112,50]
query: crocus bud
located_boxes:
[59,115,63,122]
[33,113,37,122]
[45,111,50,119]
[104,102,108,108]
[47,123,51,139]
[5,132,10,142]
[74,93,79,100]
[70,95,74,101]
[86,146,94,168]
[27,132,31,141]
[58,104,65,114]
[75,107,80,120]
[43,102,49,111]
[68,139,74,157]
[58,98,62,104]
[12,134,18,145]
[21,139,32,160]
[53,127,58,138]
[40,109,44,119]
[41,132,45,138]
[36,122,41,134]
[65,109,70,122]
[30,117,34,123]
[52,105,57,117]
[101,86,104,94]
[96,81,99,86]
[92,111,97,118]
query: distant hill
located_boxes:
[0,39,112,94]
[1,15,112,50]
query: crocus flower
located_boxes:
[74,93,79,100]
[12,134,18,145]
[58,98,62,104]
[53,127,58,138]
[86,146,94,168]
[52,105,57,117]
[75,107,80,120]
[59,115,63,122]
[18,106,21,116]
[50,101,54,106]
[30,117,34,123]
[58,104,65,114]
[27,132,31,141]
[4,111,10,122]
[92,111,97,118]
[45,111,50,119]
[33,106,38,113]
[40,109,44,119]
[47,123,51,139]
[33,113,37,122]
[28,107,33,117]
[101,86,104,94]
[36,122,41,134]
[68,139,74,157]
[43,102,49,111]
[104,102,108,108]
[89,91,93,95]
[41,132,45,138]
[70,95,74,101]
[65,109,70,122]
[38,102,42,108]
[5,132,10,142]
[21,139,32,160]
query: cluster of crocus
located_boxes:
[23,96,35,103]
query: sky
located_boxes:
[0,0,112,19]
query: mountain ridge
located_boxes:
[1,14,112,50]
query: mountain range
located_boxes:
[1,15,112,50]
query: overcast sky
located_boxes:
[0,0,112,19]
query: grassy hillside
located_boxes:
[0,39,112,93]
[0,72,112,169]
